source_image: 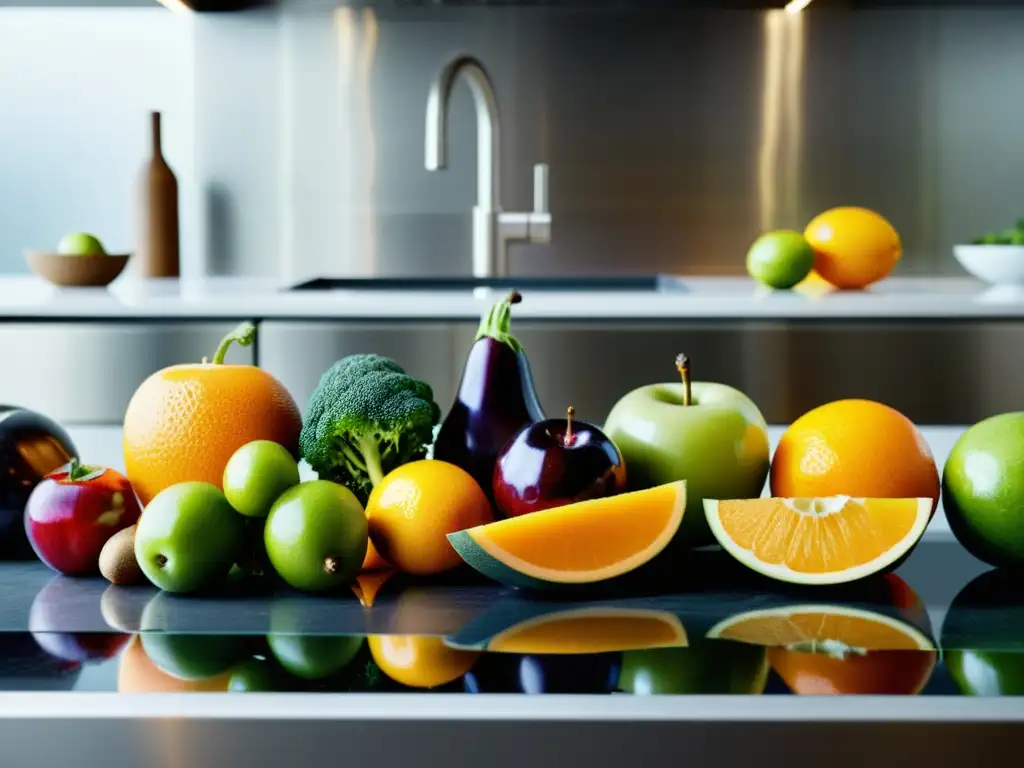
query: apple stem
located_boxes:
[67,456,98,482]
[211,321,257,365]
[675,353,691,407]
[565,406,575,446]
[323,557,338,575]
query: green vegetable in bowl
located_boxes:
[973,219,1024,245]
[299,354,441,503]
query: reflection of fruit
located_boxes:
[448,480,685,589]
[267,634,364,680]
[463,652,621,694]
[264,480,368,592]
[118,636,230,692]
[0,405,78,557]
[705,497,932,585]
[483,608,687,654]
[134,482,245,594]
[368,635,479,689]
[57,232,106,255]
[940,569,1024,652]
[140,634,245,680]
[223,440,300,519]
[804,207,901,289]
[603,355,770,547]
[946,650,1024,696]
[618,641,769,694]
[123,321,303,506]
[770,647,935,695]
[32,632,131,664]
[746,230,815,290]
[708,604,934,651]
[493,406,627,519]
[0,634,82,692]
[227,656,282,692]
[770,399,940,515]
[942,413,1024,568]
[367,460,493,576]
[25,459,142,576]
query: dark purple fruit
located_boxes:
[433,291,545,501]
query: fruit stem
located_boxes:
[67,457,99,482]
[564,405,575,446]
[211,321,257,365]
[475,290,523,353]
[323,557,338,575]
[675,353,691,407]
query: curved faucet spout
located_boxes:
[425,54,501,213]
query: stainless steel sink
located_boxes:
[286,275,687,292]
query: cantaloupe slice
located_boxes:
[704,496,932,585]
[448,481,686,589]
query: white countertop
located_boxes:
[1,274,1023,321]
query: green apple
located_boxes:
[57,232,106,256]
[942,412,1024,568]
[134,482,246,594]
[604,358,770,548]
[140,633,245,681]
[945,650,1024,696]
[617,641,769,694]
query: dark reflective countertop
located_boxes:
[3,539,1023,698]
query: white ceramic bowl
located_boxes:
[954,244,1024,287]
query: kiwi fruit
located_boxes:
[100,525,145,586]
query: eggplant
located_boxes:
[433,291,545,501]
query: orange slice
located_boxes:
[484,607,688,654]
[447,481,686,588]
[704,496,931,585]
[707,604,934,651]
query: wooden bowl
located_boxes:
[25,250,130,287]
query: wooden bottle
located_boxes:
[136,111,180,278]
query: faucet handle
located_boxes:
[533,163,549,214]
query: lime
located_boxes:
[134,482,246,594]
[140,634,246,681]
[227,656,282,692]
[746,230,815,289]
[946,650,1024,696]
[223,440,300,518]
[617,641,769,694]
[942,412,1024,568]
[267,634,364,680]
[57,232,106,256]
[264,480,368,592]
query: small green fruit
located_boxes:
[140,634,245,681]
[746,230,815,289]
[264,480,368,592]
[946,650,1024,696]
[134,482,246,594]
[942,412,1024,568]
[227,656,282,692]
[223,440,300,518]
[267,634,364,681]
[617,642,769,695]
[57,232,106,256]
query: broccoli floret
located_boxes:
[299,354,441,503]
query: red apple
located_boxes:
[493,406,627,518]
[25,459,142,576]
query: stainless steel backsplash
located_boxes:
[194,4,1024,280]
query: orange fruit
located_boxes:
[769,399,940,515]
[362,536,389,571]
[705,496,931,585]
[804,207,901,289]
[118,636,231,693]
[366,459,493,576]
[769,648,936,695]
[123,322,303,507]
[368,635,479,689]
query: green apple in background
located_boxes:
[942,412,1024,568]
[134,482,246,594]
[57,232,106,256]
[603,354,770,548]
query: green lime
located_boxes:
[140,634,246,681]
[746,230,815,289]
[943,412,1024,568]
[946,650,1024,696]
[264,480,368,592]
[227,656,282,692]
[617,641,769,694]
[57,232,106,256]
[134,482,246,594]
[267,634,365,681]
[223,440,300,518]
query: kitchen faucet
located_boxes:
[425,54,551,279]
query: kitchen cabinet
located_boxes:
[0,323,253,425]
